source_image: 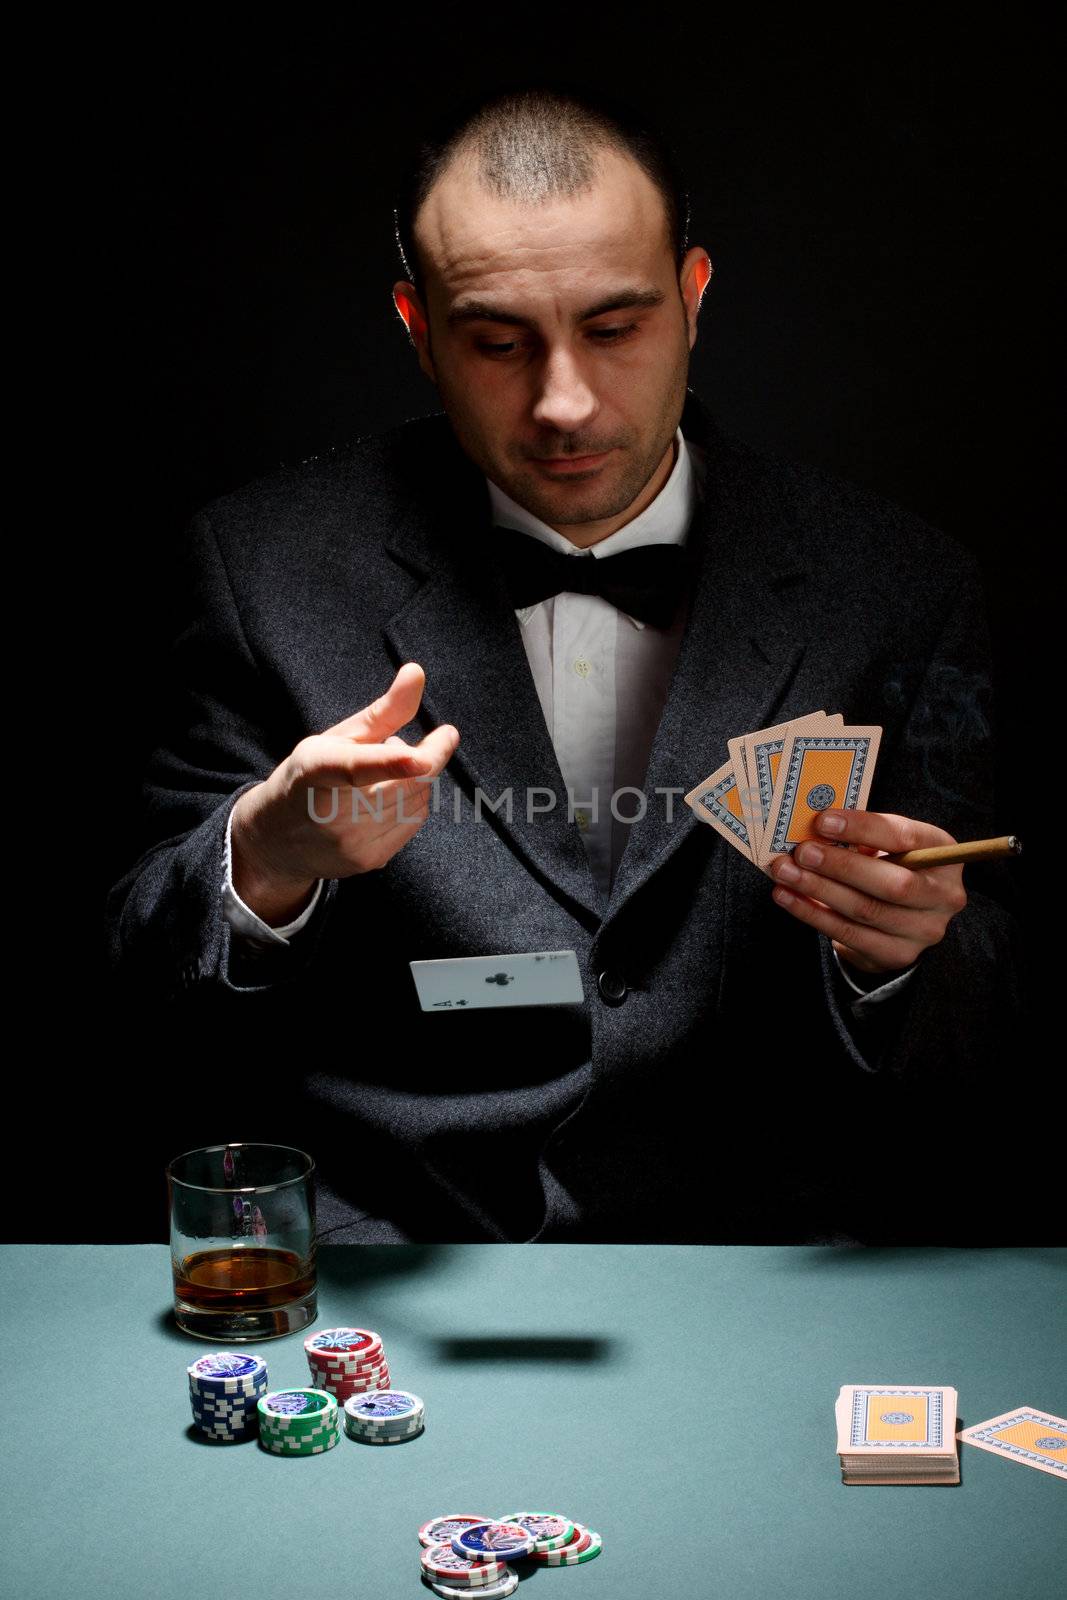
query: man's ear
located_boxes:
[392,282,436,383]
[680,249,714,349]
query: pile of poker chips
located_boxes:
[418,1514,603,1596]
[256,1388,341,1455]
[344,1389,426,1444]
[304,1326,392,1401]
[187,1352,268,1441]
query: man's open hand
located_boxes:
[230,662,459,924]
[768,810,967,975]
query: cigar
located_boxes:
[888,835,1022,869]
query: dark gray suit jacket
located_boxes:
[106,388,1021,1244]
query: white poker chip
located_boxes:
[425,1569,518,1600]
[418,1515,495,1549]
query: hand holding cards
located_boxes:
[679,709,970,974]
[684,710,882,873]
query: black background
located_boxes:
[26,17,1051,1241]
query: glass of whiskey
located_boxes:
[167,1143,316,1341]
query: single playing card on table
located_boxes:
[957,1408,1067,1480]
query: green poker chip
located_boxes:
[260,1427,340,1456]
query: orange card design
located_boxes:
[835,1384,960,1485]
[729,711,842,862]
[683,758,755,862]
[755,724,882,873]
[957,1408,1067,1481]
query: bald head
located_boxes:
[390,89,711,545]
[398,87,683,305]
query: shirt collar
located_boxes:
[485,425,706,629]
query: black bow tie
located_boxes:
[490,527,691,628]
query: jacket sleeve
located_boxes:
[817,549,1023,1082]
[104,510,340,1000]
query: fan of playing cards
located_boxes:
[684,711,883,874]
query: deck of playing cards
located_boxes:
[684,710,882,873]
[835,1385,960,1484]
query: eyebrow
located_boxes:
[446,287,667,329]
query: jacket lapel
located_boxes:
[380,430,607,926]
[601,391,812,928]
[376,391,813,933]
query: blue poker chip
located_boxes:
[191,1416,256,1438]
[452,1524,537,1561]
[189,1353,264,1380]
[189,1372,266,1387]
[187,1353,267,1390]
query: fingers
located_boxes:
[321,662,428,743]
[770,885,922,971]
[771,839,955,913]
[771,854,962,942]
[295,725,457,790]
[768,811,970,973]
[299,736,427,788]
[812,809,956,854]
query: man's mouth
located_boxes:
[533,450,613,474]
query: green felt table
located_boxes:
[0,1245,1063,1599]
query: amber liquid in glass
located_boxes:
[174,1246,315,1311]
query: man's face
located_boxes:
[393,147,711,543]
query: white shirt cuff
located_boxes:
[832,944,917,1007]
[221,803,324,945]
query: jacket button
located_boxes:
[597,969,628,1004]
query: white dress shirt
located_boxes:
[220,425,915,1012]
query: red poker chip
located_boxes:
[524,1523,591,1561]
[307,1352,387,1370]
[419,1544,507,1583]
[309,1366,388,1385]
[303,1328,382,1357]
[525,1526,591,1562]
[308,1350,383,1362]
[307,1351,385,1373]
[418,1515,495,1549]
[315,1369,391,1387]
[318,1381,392,1399]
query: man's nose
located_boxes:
[530,345,598,435]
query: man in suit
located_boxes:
[107,87,1019,1244]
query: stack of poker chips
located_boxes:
[835,1384,961,1484]
[499,1513,603,1567]
[187,1352,267,1442]
[256,1388,341,1456]
[304,1326,391,1401]
[418,1515,603,1596]
[343,1389,425,1444]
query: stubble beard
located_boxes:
[434,339,691,529]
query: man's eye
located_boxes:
[590,324,638,341]
[476,324,638,356]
